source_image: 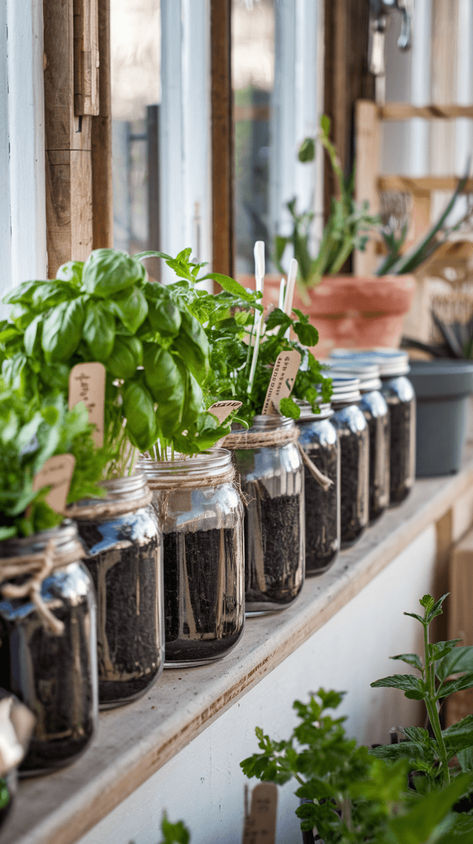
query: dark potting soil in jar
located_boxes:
[79,519,162,706]
[163,527,243,664]
[361,394,390,522]
[0,563,97,774]
[387,396,415,504]
[303,444,339,574]
[334,413,369,546]
[244,487,303,606]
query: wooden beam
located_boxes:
[379,103,473,121]
[73,0,100,116]
[91,0,112,248]
[210,0,233,276]
[44,0,94,275]
[378,175,473,193]
[323,0,375,212]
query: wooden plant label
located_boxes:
[208,400,242,424]
[68,362,106,447]
[242,783,278,844]
[262,350,300,415]
[33,454,76,512]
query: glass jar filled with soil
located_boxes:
[331,378,369,547]
[70,474,163,709]
[0,523,98,775]
[139,449,244,668]
[332,349,416,505]
[224,416,305,613]
[296,402,340,575]
[329,360,390,522]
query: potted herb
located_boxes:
[148,248,332,615]
[0,387,102,772]
[241,688,473,842]
[262,115,415,355]
[0,249,235,699]
[241,593,473,841]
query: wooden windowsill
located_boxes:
[4,438,473,844]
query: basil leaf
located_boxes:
[31,281,77,310]
[83,249,145,298]
[106,336,142,378]
[182,371,203,427]
[83,300,116,360]
[123,382,158,451]
[24,314,43,357]
[110,286,148,334]
[56,260,84,286]
[41,298,85,362]
[3,280,45,306]
[143,346,185,437]
[147,298,182,336]
[294,321,318,346]
[173,311,209,380]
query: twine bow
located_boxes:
[0,538,83,636]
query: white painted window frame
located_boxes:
[0,0,46,308]
[159,0,211,279]
[270,0,324,258]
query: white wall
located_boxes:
[0,0,46,307]
[80,525,438,844]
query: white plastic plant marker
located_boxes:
[278,278,286,310]
[284,258,298,316]
[248,241,266,394]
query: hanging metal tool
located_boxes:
[369,0,413,103]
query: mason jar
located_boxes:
[70,474,163,708]
[332,349,415,505]
[139,450,244,668]
[0,523,98,775]
[331,378,369,546]
[296,402,340,574]
[225,416,305,613]
[329,360,390,522]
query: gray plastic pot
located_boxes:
[408,359,473,477]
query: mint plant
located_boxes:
[146,248,332,425]
[0,385,105,538]
[159,813,190,844]
[371,593,473,797]
[241,688,473,842]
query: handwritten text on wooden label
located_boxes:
[242,782,278,844]
[68,362,106,447]
[32,454,76,513]
[208,400,243,424]
[262,350,300,415]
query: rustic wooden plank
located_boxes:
[378,175,473,193]
[379,103,473,121]
[354,100,380,276]
[73,0,100,116]
[4,446,473,844]
[210,0,233,276]
[323,0,374,226]
[91,0,112,248]
[447,526,473,726]
[46,149,93,270]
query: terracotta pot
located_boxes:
[239,273,416,357]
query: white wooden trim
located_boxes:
[160,0,211,279]
[0,0,46,308]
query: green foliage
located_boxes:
[1,248,232,472]
[241,688,473,842]
[276,116,379,290]
[0,386,105,538]
[146,250,332,426]
[159,813,190,844]
[371,593,473,795]
[377,166,472,277]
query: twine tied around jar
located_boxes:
[0,538,84,635]
[66,488,153,521]
[222,427,333,492]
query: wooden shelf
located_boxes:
[4,439,473,844]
